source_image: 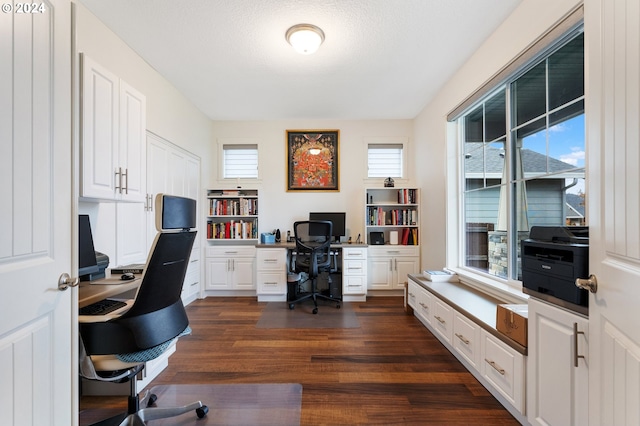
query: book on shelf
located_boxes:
[110,264,145,274]
[423,269,458,282]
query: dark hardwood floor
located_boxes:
[80,297,519,425]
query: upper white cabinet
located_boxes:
[80,53,146,202]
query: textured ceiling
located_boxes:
[79,0,523,121]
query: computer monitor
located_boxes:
[309,212,346,243]
[155,194,197,231]
[78,214,99,281]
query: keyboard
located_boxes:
[79,298,127,316]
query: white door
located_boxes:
[119,80,147,202]
[586,0,640,423]
[0,1,73,424]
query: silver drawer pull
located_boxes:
[419,302,427,308]
[434,315,446,324]
[408,292,415,297]
[348,267,362,270]
[455,333,470,345]
[484,358,505,375]
[264,259,278,262]
[264,282,277,285]
[224,251,238,254]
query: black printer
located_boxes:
[522,226,589,312]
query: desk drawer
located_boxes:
[343,275,366,295]
[480,329,525,412]
[343,259,366,276]
[342,247,367,260]
[256,248,287,270]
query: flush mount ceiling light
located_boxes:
[285,24,325,55]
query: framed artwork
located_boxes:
[286,130,339,191]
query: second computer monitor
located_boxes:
[309,212,346,243]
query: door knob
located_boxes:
[575,274,597,293]
[58,273,79,291]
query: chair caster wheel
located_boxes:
[312,308,318,314]
[147,394,157,407]
[337,304,341,309]
[289,303,295,310]
[196,405,209,418]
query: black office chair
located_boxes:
[79,194,208,425]
[288,220,341,314]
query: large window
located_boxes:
[459,30,584,283]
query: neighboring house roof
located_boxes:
[566,193,586,217]
[464,146,582,176]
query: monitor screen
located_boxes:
[78,215,99,280]
[156,194,197,230]
[309,212,346,242]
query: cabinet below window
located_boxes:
[407,275,527,424]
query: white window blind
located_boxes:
[368,144,403,178]
[223,144,258,178]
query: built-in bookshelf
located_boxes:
[365,188,419,245]
[206,189,258,241]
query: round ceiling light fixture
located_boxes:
[285,24,325,55]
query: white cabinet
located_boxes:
[368,246,419,291]
[145,132,201,305]
[115,202,147,266]
[256,248,287,301]
[453,312,481,370]
[205,246,255,293]
[527,298,589,426]
[480,329,525,413]
[80,54,146,202]
[407,276,527,422]
[342,247,367,301]
[431,295,454,345]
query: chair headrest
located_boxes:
[155,194,197,232]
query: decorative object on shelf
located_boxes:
[286,130,339,191]
[275,229,281,243]
[384,177,395,187]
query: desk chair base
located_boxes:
[288,276,341,315]
[86,367,208,426]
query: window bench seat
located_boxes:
[407,274,527,424]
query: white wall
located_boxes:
[74,1,214,259]
[211,120,413,241]
[413,0,583,271]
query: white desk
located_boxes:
[254,243,368,302]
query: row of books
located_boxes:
[207,219,258,240]
[397,188,417,204]
[401,228,419,245]
[208,198,258,216]
[367,207,417,226]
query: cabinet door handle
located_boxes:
[573,322,586,367]
[114,168,122,193]
[389,259,393,271]
[455,333,470,345]
[484,358,505,375]
[434,315,446,324]
[122,168,128,194]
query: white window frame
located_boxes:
[363,137,409,185]
[217,138,262,184]
[445,15,584,300]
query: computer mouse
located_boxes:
[120,272,136,281]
